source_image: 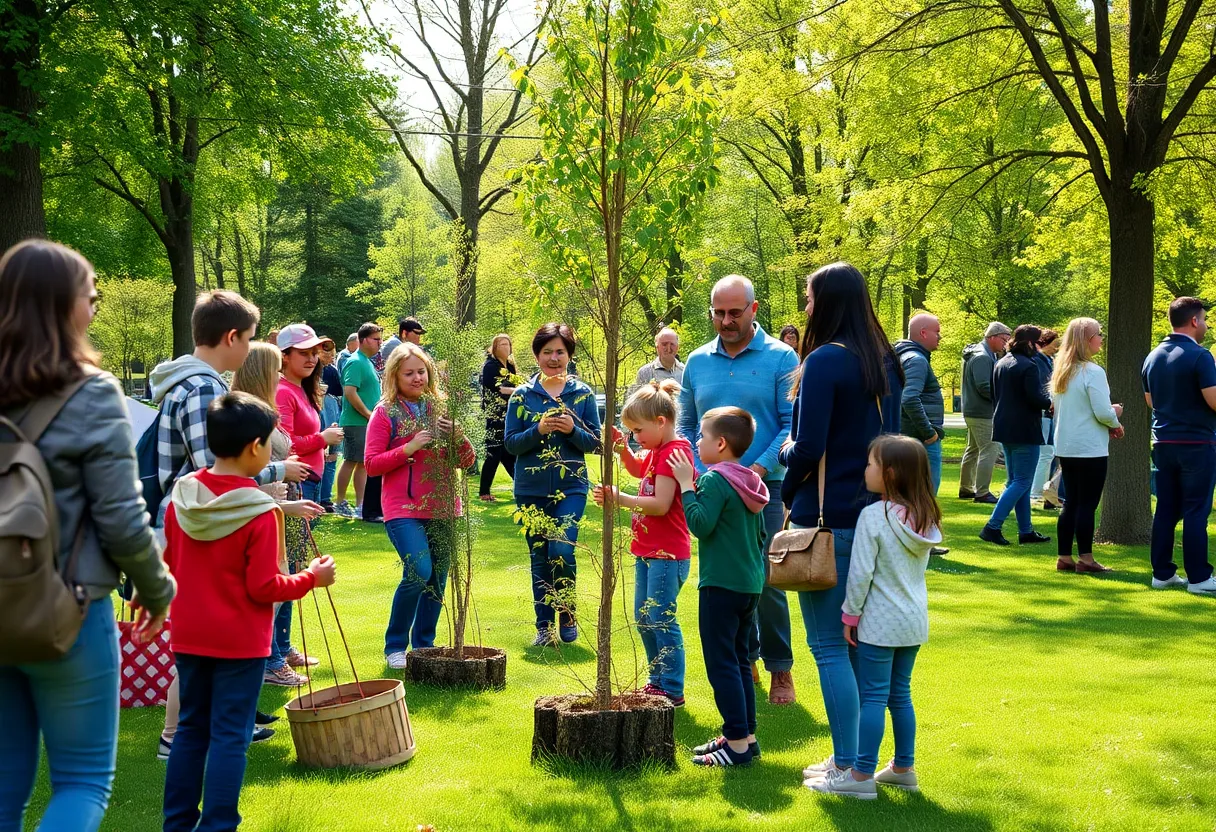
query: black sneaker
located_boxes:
[1019,531,1052,544]
[255,710,279,726]
[958,490,976,500]
[929,546,950,556]
[156,736,172,761]
[692,742,755,767]
[973,493,998,505]
[693,735,761,759]
[251,727,275,744]
[979,526,1010,546]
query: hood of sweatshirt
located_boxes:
[149,355,227,404]
[170,471,281,542]
[709,461,770,513]
[880,502,943,556]
[962,341,993,364]
[893,339,929,360]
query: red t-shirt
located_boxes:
[164,469,316,659]
[630,438,693,560]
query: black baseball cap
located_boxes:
[400,316,426,335]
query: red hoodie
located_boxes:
[164,468,316,659]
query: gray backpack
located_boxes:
[0,377,91,664]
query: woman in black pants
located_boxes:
[1049,318,1123,573]
[479,334,520,501]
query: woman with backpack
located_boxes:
[0,240,176,831]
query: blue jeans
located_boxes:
[986,443,1040,535]
[633,558,690,697]
[1151,443,1216,583]
[0,598,119,832]
[164,654,266,832]
[855,642,920,775]
[926,439,943,495]
[748,484,794,672]
[384,518,451,653]
[266,480,320,670]
[797,527,859,770]
[320,458,337,505]
[519,494,587,631]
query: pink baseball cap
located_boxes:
[277,324,334,352]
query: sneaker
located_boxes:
[532,628,558,647]
[334,501,354,518]
[875,763,919,791]
[802,755,837,779]
[320,502,335,514]
[255,710,279,726]
[386,651,409,670]
[1019,531,1051,544]
[973,493,998,505]
[693,736,761,759]
[805,767,878,800]
[156,736,172,761]
[251,726,275,744]
[692,742,755,766]
[929,546,950,556]
[639,683,685,707]
[957,489,975,500]
[263,665,308,687]
[354,505,363,520]
[559,624,578,643]
[285,648,319,668]
[1186,577,1216,596]
[1152,574,1188,589]
[979,526,1009,546]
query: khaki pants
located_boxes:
[961,416,999,497]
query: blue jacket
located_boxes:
[504,374,602,499]
[992,352,1052,445]
[778,344,903,529]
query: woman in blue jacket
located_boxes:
[504,323,602,646]
[778,262,903,797]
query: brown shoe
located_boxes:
[769,670,796,705]
[1075,559,1112,573]
[751,661,761,685]
[1056,558,1076,572]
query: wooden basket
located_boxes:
[284,678,416,770]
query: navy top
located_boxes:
[1141,333,1216,442]
[992,353,1052,445]
[777,344,903,529]
[504,374,602,498]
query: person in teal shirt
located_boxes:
[335,322,383,518]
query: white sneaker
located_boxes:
[386,651,408,670]
[805,767,877,800]
[1152,574,1188,589]
[1186,577,1216,596]
[875,763,919,791]
[802,755,836,779]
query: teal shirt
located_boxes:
[340,351,380,428]
[683,471,766,594]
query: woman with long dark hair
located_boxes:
[479,333,520,501]
[980,325,1053,546]
[778,262,904,797]
[0,240,176,830]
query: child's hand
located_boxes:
[283,500,325,520]
[611,426,628,452]
[592,484,618,507]
[283,456,310,483]
[309,555,337,587]
[405,431,433,455]
[668,449,696,492]
[843,624,858,648]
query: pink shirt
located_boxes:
[275,379,325,472]
[364,400,476,521]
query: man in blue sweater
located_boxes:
[679,275,800,704]
[1142,296,1216,596]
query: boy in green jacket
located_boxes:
[670,406,769,767]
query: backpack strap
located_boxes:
[15,367,100,444]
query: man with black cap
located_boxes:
[960,321,1012,504]
[380,316,426,362]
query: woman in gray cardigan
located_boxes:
[0,240,176,831]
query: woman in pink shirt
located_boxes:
[276,324,344,501]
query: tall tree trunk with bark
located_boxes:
[0,0,47,250]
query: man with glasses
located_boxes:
[960,321,1012,504]
[678,275,800,705]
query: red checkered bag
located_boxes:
[118,617,176,708]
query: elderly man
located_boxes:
[895,313,949,556]
[678,274,800,704]
[960,321,1012,504]
[634,327,684,389]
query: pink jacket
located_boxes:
[275,379,325,473]
[365,400,476,521]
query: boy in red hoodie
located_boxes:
[162,392,336,831]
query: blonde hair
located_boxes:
[232,341,282,407]
[1050,317,1101,396]
[382,342,443,405]
[488,333,514,361]
[622,378,681,425]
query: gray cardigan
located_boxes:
[7,371,176,614]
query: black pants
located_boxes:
[1150,443,1216,582]
[363,474,384,521]
[699,587,759,741]
[479,444,516,496]
[1056,457,1107,558]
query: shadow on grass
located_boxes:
[817,788,998,831]
[927,557,993,576]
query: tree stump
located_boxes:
[404,646,507,690]
[532,693,675,769]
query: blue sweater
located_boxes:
[1142,333,1216,442]
[778,344,903,529]
[677,324,799,479]
[504,374,602,499]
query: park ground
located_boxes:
[25,437,1216,831]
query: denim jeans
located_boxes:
[797,527,859,770]
[519,493,587,631]
[266,561,297,672]
[699,587,759,740]
[633,557,690,697]
[0,598,119,832]
[320,459,337,505]
[747,484,794,672]
[855,642,920,775]
[986,443,1041,535]
[926,439,943,495]
[1151,443,1216,583]
[384,518,451,653]
[164,654,266,832]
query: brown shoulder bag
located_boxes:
[766,453,836,592]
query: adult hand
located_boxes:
[308,555,337,587]
[924,434,939,446]
[283,456,310,484]
[537,415,556,436]
[405,431,434,456]
[321,425,344,445]
[551,413,575,434]
[1110,426,1125,440]
[843,624,858,648]
[128,597,167,645]
[1112,403,1124,418]
[749,462,768,478]
[282,500,325,519]
[669,449,696,492]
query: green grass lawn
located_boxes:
[25,460,1216,831]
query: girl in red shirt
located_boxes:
[593,379,693,706]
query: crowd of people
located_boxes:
[4,233,1216,832]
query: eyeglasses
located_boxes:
[710,307,748,322]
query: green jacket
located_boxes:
[682,471,767,594]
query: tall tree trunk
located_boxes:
[233,226,247,296]
[665,245,683,325]
[902,236,931,336]
[1097,185,1155,544]
[0,0,47,250]
[167,226,197,357]
[455,201,479,326]
[213,222,225,289]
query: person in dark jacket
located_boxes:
[479,333,520,501]
[959,322,1011,503]
[895,314,945,491]
[0,240,176,831]
[980,325,1053,546]
[504,323,602,646]
[1030,329,1060,506]
[777,262,903,794]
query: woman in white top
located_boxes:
[1049,318,1123,573]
